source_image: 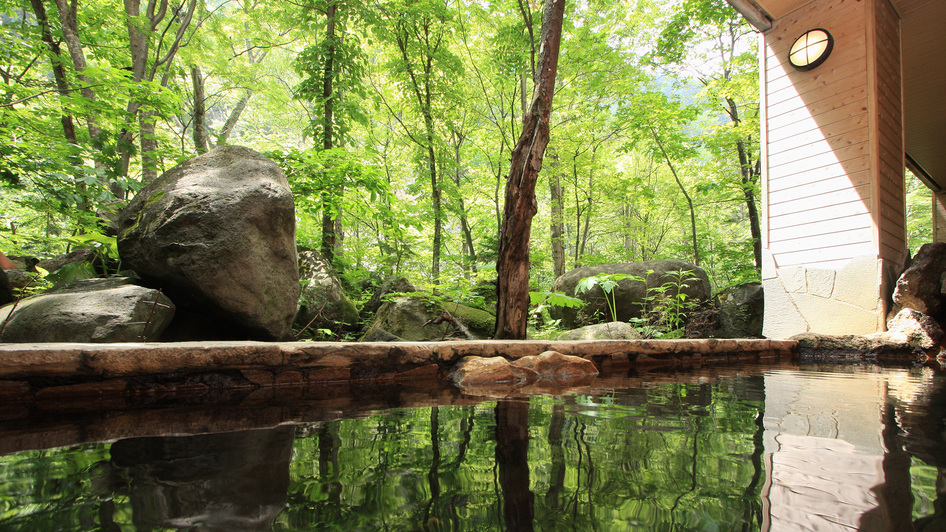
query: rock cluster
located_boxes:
[1,146,300,342]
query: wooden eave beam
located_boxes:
[726,0,774,32]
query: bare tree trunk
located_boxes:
[548,148,565,278]
[494,0,565,340]
[52,0,99,142]
[215,91,250,146]
[452,130,477,275]
[191,66,209,153]
[651,127,700,266]
[29,0,85,211]
[321,1,338,264]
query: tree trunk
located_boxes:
[453,131,477,275]
[724,97,761,270]
[29,0,77,147]
[548,148,565,278]
[52,0,99,142]
[215,91,250,146]
[494,0,565,340]
[651,127,700,267]
[320,1,338,264]
[190,65,209,153]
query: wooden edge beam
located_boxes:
[726,0,774,32]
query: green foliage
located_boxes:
[637,269,700,338]
[576,273,643,323]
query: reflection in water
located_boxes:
[2,366,946,530]
[109,427,296,530]
[495,399,534,532]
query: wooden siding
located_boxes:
[934,193,946,243]
[872,0,906,262]
[762,0,875,268]
[762,0,906,269]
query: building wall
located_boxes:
[761,0,906,337]
[934,193,946,243]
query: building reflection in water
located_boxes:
[761,365,945,531]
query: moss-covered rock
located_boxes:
[363,296,495,341]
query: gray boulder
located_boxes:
[362,276,417,317]
[0,277,175,342]
[558,321,642,340]
[889,242,946,323]
[117,146,298,340]
[363,296,495,341]
[0,269,12,306]
[715,282,764,338]
[296,250,359,335]
[551,260,711,329]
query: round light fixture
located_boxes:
[788,28,834,71]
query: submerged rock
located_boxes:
[0,277,174,342]
[109,427,294,531]
[117,146,298,340]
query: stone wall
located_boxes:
[762,251,893,337]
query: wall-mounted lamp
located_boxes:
[788,28,834,71]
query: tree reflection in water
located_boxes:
[4,367,946,530]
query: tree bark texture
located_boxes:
[321,1,338,264]
[548,149,566,278]
[494,0,565,340]
[190,66,208,154]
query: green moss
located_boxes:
[443,301,495,338]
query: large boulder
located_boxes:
[551,260,711,329]
[715,282,764,338]
[117,146,299,340]
[889,243,946,325]
[296,250,359,335]
[0,277,175,342]
[362,296,495,341]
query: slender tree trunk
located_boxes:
[452,131,477,274]
[494,0,565,340]
[651,128,700,266]
[726,97,762,270]
[321,1,338,264]
[190,66,209,153]
[52,0,99,142]
[29,0,77,147]
[578,146,597,261]
[548,148,565,278]
[216,91,250,146]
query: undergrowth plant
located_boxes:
[637,269,700,338]
[576,273,642,323]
